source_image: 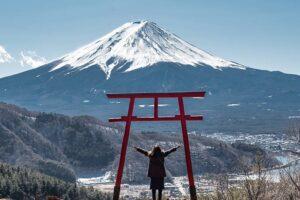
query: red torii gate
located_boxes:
[107,91,206,200]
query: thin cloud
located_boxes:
[0,45,13,64]
[19,51,47,68]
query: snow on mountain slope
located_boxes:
[51,21,244,79]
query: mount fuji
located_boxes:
[0,21,299,133]
[51,21,243,79]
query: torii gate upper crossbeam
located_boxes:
[107,91,205,200]
[107,91,205,98]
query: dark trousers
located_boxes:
[152,189,162,200]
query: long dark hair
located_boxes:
[149,146,162,157]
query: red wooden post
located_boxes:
[154,97,158,119]
[113,97,135,200]
[178,97,197,200]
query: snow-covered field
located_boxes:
[78,175,217,199]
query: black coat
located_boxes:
[136,147,177,178]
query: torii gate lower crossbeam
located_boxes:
[107,91,205,200]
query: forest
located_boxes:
[0,162,111,200]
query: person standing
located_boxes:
[134,145,181,200]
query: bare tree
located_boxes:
[287,119,300,143]
[215,174,229,200]
[242,153,267,200]
[282,167,300,199]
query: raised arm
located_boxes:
[134,147,149,157]
[164,145,181,157]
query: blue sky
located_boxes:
[0,0,299,77]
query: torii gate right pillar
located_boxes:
[178,96,197,199]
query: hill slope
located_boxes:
[0,103,276,184]
[0,102,116,181]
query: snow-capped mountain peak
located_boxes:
[51,21,244,79]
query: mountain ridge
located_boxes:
[0,21,299,133]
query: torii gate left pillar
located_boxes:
[107,91,205,200]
